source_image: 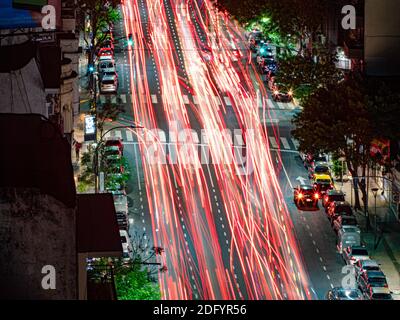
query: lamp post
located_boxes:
[371,187,379,245]
[94,124,143,193]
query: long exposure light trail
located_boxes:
[122,0,313,300]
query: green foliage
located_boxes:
[95,103,126,137]
[114,264,161,300]
[220,0,330,52]
[332,157,347,180]
[275,53,343,102]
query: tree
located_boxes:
[95,102,126,138]
[275,51,343,102]
[77,0,121,86]
[292,77,372,210]
[114,264,161,300]
[219,0,330,56]
[293,75,400,211]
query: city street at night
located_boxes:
[1,0,400,307]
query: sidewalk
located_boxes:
[338,179,400,299]
[72,29,94,192]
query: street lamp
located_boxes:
[94,124,143,193]
[371,187,379,247]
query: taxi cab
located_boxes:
[313,174,334,196]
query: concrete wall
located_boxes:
[365,0,400,76]
[0,188,77,299]
[0,58,47,116]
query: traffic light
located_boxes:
[128,33,134,48]
[88,64,94,73]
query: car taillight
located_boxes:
[314,193,320,199]
[297,193,303,199]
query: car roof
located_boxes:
[314,174,331,179]
[371,287,391,294]
[101,74,116,81]
[327,190,345,196]
[366,270,385,277]
[360,260,379,267]
[341,226,360,233]
[106,137,123,142]
[299,185,314,190]
[314,161,329,166]
[351,246,368,251]
[332,201,351,206]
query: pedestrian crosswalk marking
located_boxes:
[100,95,106,104]
[151,94,158,104]
[224,96,232,106]
[280,137,290,149]
[291,138,300,149]
[183,95,190,104]
[269,136,279,148]
[193,95,199,105]
[120,94,127,104]
[266,99,275,110]
[111,96,117,104]
[114,130,122,139]
[277,102,285,110]
[126,130,134,142]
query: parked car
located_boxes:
[120,230,133,262]
[363,287,393,300]
[105,137,124,153]
[323,190,346,210]
[333,215,358,233]
[98,59,116,74]
[337,226,361,253]
[293,185,319,208]
[304,153,328,168]
[343,246,370,265]
[309,161,331,179]
[354,260,382,278]
[104,145,122,160]
[327,201,353,222]
[100,73,118,93]
[314,182,334,198]
[325,287,364,300]
[358,270,389,294]
[101,39,115,52]
[97,48,114,61]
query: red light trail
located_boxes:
[122,0,313,300]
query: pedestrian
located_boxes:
[75,141,82,161]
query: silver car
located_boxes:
[98,59,116,74]
[100,74,118,93]
[342,246,370,265]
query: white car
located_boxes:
[98,59,116,74]
[354,259,381,278]
[100,73,118,93]
[364,286,393,300]
[342,246,370,265]
[120,230,133,263]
